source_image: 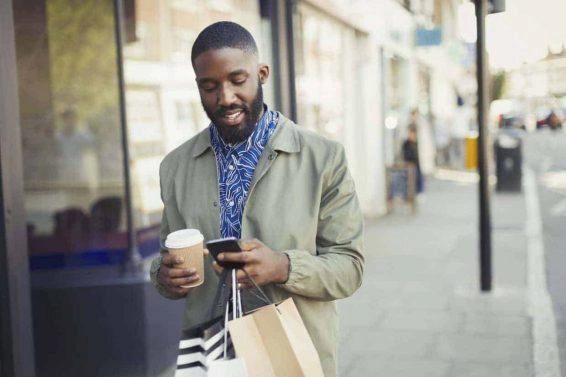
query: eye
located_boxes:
[198,82,217,92]
[232,77,246,86]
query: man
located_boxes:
[56,108,96,184]
[150,21,364,376]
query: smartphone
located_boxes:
[206,237,245,269]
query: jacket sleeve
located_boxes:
[279,144,365,301]
[150,159,186,299]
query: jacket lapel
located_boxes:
[247,114,301,196]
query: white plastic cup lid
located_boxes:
[165,229,204,249]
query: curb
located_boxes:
[524,167,562,377]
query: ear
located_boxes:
[258,64,270,85]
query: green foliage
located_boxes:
[47,0,119,129]
[490,71,506,101]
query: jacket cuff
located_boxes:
[150,253,182,299]
[280,249,308,288]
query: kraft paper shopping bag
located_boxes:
[228,298,324,377]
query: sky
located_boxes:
[458,0,566,70]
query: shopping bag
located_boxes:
[175,270,244,377]
[227,297,324,377]
[175,315,235,376]
[207,358,248,377]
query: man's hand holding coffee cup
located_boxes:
[212,239,289,289]
[158,250,209,297]
[160,229,206,297]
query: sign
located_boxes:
[415,27,442,47]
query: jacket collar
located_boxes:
[191,112,300,158]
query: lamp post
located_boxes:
[475,0,505,292]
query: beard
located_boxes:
[204,83,264,145]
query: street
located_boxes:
[524,131,566,377]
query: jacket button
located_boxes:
[213,201,218,207]
[268,153,275,160]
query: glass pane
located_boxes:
[295,3,350,140]
[16,1,126,272]
[122,0,268,263]
[13,1,136,376]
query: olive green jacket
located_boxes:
[150,113,364,376]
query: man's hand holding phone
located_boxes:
[209,238,289,289]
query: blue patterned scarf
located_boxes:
[209,107,279,238]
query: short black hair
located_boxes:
[191,21,258,65]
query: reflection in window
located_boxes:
[14,0,128,269]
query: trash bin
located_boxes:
[494,131,522,191]
[465,133,478,170]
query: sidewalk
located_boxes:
[338,171,534,377]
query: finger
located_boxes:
[239,239,262,251]
[203,248,210,257]
[236,269,258,287]
[171,286,191,296]
[212,261,224,274]
[166,267,197,279]
[236,269,247,281]
[218,251,250,263]
[162,254,184,267]
[170,274,201,287]
[237,282,252,290]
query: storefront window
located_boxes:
[15,0,126,271]
[294,2,357,140]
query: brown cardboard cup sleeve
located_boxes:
[165,229,204,288]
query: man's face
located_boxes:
[193,47,269,144]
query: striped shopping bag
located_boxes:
[175,269,247,377]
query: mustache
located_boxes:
[216,104,249,117]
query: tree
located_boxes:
[490,71,506,101]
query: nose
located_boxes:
[217,83,236,107]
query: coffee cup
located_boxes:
[165,229,204,288]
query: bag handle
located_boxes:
[207,266,275,321]
[241,268,272,306]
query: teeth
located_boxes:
[224,111,241,121]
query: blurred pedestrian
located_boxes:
[403,127,424,194]
[450,95,469,169]
[433,115,450,167]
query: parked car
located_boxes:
[535,108,564,130]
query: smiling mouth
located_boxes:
[220,109,245,126]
